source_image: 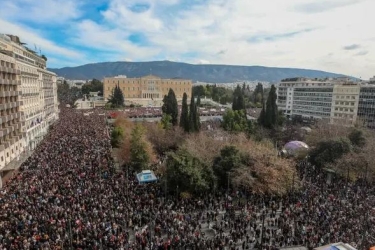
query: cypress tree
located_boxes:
[196,95,201,107]
[107,85,125,107]
[180,93,189,132]
[232,85,245,111]
[264,84,279,128]
[189,94,196,132]
[162,89,179,126]
[194,99,200,132]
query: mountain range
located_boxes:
[49,61,346,83]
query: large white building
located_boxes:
[277,77,360,126]
[0,34,59,185]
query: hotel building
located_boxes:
[0,34,59,185]
[103,75,192,106]
[277,77,360,126]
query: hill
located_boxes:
[49,60,346,83]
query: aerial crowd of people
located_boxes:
[0,108,374,250]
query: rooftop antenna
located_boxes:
[34,44,37,53]
[39,47,42,56]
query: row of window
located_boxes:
[334,101,355,106]
[294,92,332,97]
[293,101,331,107]
[109,80,190,85]
[334,95,356,100]
[334,107,355,112]
[293,106,332,113]
[108,87,189,92]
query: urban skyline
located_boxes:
[0,0,373,79]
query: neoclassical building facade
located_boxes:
[103,75,192,106]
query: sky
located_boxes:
[0,0,373,79]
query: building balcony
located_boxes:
[0,66,17,74]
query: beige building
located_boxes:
[0,51,25,180]
[103,75,192,106]
[330,83,360,126]
[0,34,59,186]
[0,34,59,152]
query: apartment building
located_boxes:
[103,75,192,106]
[330,84,360,125]
[0,51,24,183]
[277,77,360,126]
[278,78,334,120]
[358,85,375,128]
[0,34,59,183]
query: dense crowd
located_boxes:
[0,108,374,250]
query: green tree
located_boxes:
[309,138,352,168]
[222,109,250,133]
[107,85,125,108]
[130,125,151,171]
[160,114,172,130]
[82,78,104,95]
[348,128,366,148]
[253,83,264,104]
[165,149,215,194]
[189,94,196,132]
[188,94,200,132]
[196,95,201,107]
[259,84,278,129]
[162,89,179,126]
[232,85,245,111]
[111,127,124,148]
[180,93,189,132]
[213,145,244,189]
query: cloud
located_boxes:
[293,0,362,14]
[1,0,373,79]
[343,44,361,50]
[248,28,317,43]
[355,50,368,56]
[0,0,82,24]
[0,19,83,59]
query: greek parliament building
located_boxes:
[276,76,375,128]
[0,34,59,187]
[103,75,192,106]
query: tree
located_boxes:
[82,79,103,95]
[130,125,156,171]
[230,135,298,195]
[144,123,185,155]
[196,95,201,107]
[309,138,352,168]
[253,83,264,104]
[348,128,366,148]
[165,149,215,194]
[188,93,200,132]
[222,109,249,133]
[180,93,189,132]
[162,89,179,126]
[232,85,245,111]
[111,127,123,148]
[213,145,244,188]
[107,85,125,108]
[259,84,279,129]
[160,114,172,130]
